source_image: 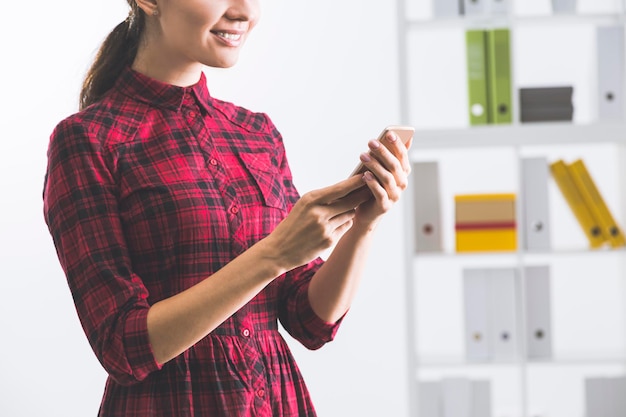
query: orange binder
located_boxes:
[549,160,606,248]
[567,159,625,248]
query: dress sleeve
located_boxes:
[263,115,344,350]
[43,118,162,385]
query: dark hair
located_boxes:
[79,1,145,110]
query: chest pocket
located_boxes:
[238,152,286,212]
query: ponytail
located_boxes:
[79,4,144,110]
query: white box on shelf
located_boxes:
[489,0,511,15]
[523,265,553,359]
[472,380,492,417]
[521,157,552,251]
[432,0,462,18]
[551,0,577,13]
[585,377,611,417]
[597,25,624,121]
[418,381,441,417]
[413,161,443,253]
[462,0,486,15]
[489,268,519,361]
[463,268,492,361]
[442,378,472,417]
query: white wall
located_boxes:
[0,1,408,416]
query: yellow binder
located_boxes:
[549,160,606,248]
[567,159,625,248]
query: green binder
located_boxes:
[466,30,491,125]
[487,28,512,124]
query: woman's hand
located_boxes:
[264,175,372,271]
[352,131,412,231]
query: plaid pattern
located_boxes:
[43,68,340,417]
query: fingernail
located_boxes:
[386,132,398,142]
[363,171,375,182]
[360,152,371,162]
[368,140,380,150]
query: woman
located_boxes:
[43,0,410,416]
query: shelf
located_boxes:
[400,3,626,416]
[415,353,626,369]
[405,12,625,30]
[408,122,626,150]
[413,246,626,260]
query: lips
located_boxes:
[211,29,245,47]
[213,31,242,41]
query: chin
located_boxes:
[203,54,241,69]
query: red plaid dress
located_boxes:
[43,68,341,417]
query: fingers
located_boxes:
[328,187,372,216]
[379,132,412,174]
[360,135,409,197]
[362,171,393,210]
[307,175,366,205]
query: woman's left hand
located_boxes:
[352,131,412,230]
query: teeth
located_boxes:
[216,32,241,41]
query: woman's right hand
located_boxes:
[263,175,372,271]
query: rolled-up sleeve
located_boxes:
[43,118,162,385]
[277,259,344,350]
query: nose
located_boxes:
[225,0,260,22]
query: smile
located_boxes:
[214,32,242,41]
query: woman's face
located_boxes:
[152,0,261,69]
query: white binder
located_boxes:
[521,157,551,251]
[442,378,472,417]
[463,0,485,15]
[418,381,441,417]
[489,268,519,361]
[463,269,492,361]
[413,161,443,253]
[609,377,626,417]
[551,0,577,13]
[433,0,462,18]
[489,0,511,15]
[597,25,625,121]
[472,380,492,417]
[523,265,553,359]
[585,377,611,417]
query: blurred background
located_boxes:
[0,1,408,416]
[3,0,623,416]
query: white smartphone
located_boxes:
[349,125,415,177]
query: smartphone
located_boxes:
[349,125,415,177]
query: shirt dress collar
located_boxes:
[115,67,212,113]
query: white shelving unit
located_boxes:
[398,1,626,416]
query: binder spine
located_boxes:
[521,157,551,251]
[549,160,606,248]
[466,30,491,125]
[413,161,443,252]
[597,25,625,121]
[568,159,626,248]
[487,28,512,124]
[524,265,553,359]
[433,0,463,18]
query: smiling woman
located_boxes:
[42,1,410,416]
[81,0,259,110]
